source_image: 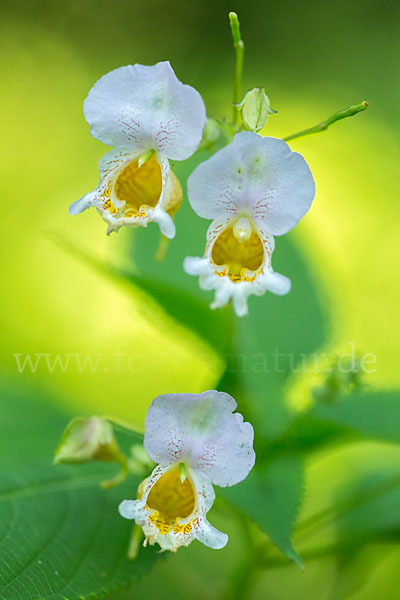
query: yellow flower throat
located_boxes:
[211,217,264,282]
[103,155,182,219]
[146,466,197,535]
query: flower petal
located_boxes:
[195,519,228,550]
[184,216,287,317]
[189,467,216,512]
[69,191,97,216]
[232,289,250,317]
[69,148,137,215]
[84,61,206,160]
[188,131,315,235]
[144,391,255,487]
[150,207,175,239]
[183,256,210,277]
[118,498,146,520]
[263,270,291,295]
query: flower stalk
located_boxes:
[100,451,130,489]
[283,101,368,142]
[128,525,144,560]
[102,415,142,435]
[229,12,245,125]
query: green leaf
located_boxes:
[229,235,328,443]
[310,389,400,445]
[219,454,304,567]
[53,151,234,362]
[334,467,400,543]
[0,381,157,600]
[266,389,400,458]
[52,231,233,362]
[129,153,237,356]
[118,269,234,359]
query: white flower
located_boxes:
[69,62,206,237]
[119,391,255,552]
[184,131,315,316]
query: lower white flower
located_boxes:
[119,391,255,551]
[184,131,315,316]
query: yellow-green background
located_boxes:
[1,0,399,598]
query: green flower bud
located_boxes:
[128,443,155,476]
[236,87,276,132]
[199,118,223,151]
[53,416,121,465]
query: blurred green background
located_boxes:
[1,0,400,598]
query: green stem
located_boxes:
[100,465,128,489]
[222,510,263,600]
[102,415,142,435]
[224,554,261,600]
[155,234,170,261]
[128,525,144,560]
[283,101,368,142]
[100,450,130,489]
[229,12,244,125]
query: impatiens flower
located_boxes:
[184,131,315,316]
[119,391,255,552]
[69,62,206,237]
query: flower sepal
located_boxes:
[53,416,129,489]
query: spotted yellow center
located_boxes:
[211,219,264,282]
[146,466,196,534]
[103,155,182,219]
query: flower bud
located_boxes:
[128,443,155,476]
[237,87,276,132]
[199,118,223,151]
[53,416,120,465]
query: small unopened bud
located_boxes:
[199,118,222,151]
[236,87,276,132]
[128,443,155,476]
[53,416,120,465]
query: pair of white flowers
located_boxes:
[71,62,315,316]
